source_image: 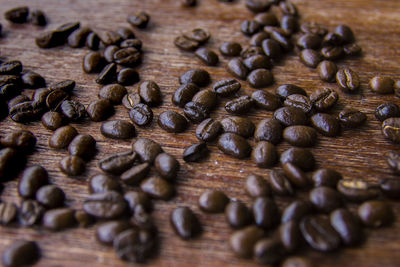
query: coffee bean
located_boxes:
[312,168,342,188]
[129,103,153,126]
[246,0,271,13]
[5,6,29,23]
[296,34,321,50]
[113,47,142,66]
[172,84,199,108]
[120,39,142,50]
[280,1,298,16]
[281,15,298,35]
[358,201,393,227]
[124,191,151,212]
[246,174,270,198]
[225,201,252,229]
[138,81,161,106]
[68,134,96,160]
[254,238,286,265]
[0,202,17,225]
[42,208,76,231]
[382,117,400,143]
[252,141,278,168]
[300,22,328,36]
[130,204,154,231]
[127,11,150,28]
[75,210,94,228]
[334,25,354,44]
[60,100,86,121]
[198,190,229,213]
[244,55,272,71]
[0,83,21,101]
[321,45,344,61]
[274,106,307,127]
[338,108,367,128]
[300,215,341,252]
[317,61,337,82]
[36,185,65,208]
[117,68,139,86]
[283,126,317,147]
[89,173,121,194]
[336,68,360,93]
[300,49,321,68]
[269,170,294,196]
[132,138,163,163]
[21,71,45,89]
[229,225,264,258]
[0,148,19,178]
[171,207,201,239]
[122,92,141,110]
[225,95,254,114]
[241,20,261,36]
[49,125,78,149]
[179,69,210,87]
[284,94,313,114]
[192,90,217,111]
[279,221,302,252]
[250,32,269,47]
[18,200,44,226]
[32,88,51,108]
[96,63,117,85]
[281,147,315,171]
[101,120,136,139]
[18,165,48,198]
[271,30,292,51]
[113,228,155,263]
[183,143,209,162]
[2,240,40,267]
[96,220,130,245]
[68,27,92,48]
[261,39,282,59]
[35,31,64,48]
[283,163,311,188]
[46,89,69,111]
[158,111,188,133]
[282,257,314,267]
[1,130,36,152]
[375,103,400,122]
[221,116,255,138]
[84,191,127,219]
[309,186,342,213]
[253,197,279,229]
[311,113,340,137]
[217,133,251,159]
[0,61,22,75]
[213,79,241,97]
[227,58,249,80]
[310,88,338,111]
[83,52,105,74]
[251,90,281,111]
[86,32,100,50]
[330,208,362,245]
[174,36,200,51]
[380,179,400,199]
[99,84,127,104]
[9,101,42,122]
[104,45,120,62]
[140,177,174,200]
[322,32,343,46]
[154,153,180,180]
[219,42,242,57]
[338,179,378,202]
[59,156,83,176]
[183,101,209,123]
[116,27,135,40]
[247,69,274,88]
[50,80,76,93]
[8,95,30,110]
[282,200,314,223]
[254,12,278,26]
[87,99,114,122]
[195,48,219,66]
[121,163,150,185]
[97,30,122,46]
[343,43,362,56]
[369,76,394,94]
[276,84,307,100]
[241,46,264,59]
[254,118,282,144]
[98,151,137,175]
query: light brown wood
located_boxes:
[0,0,399,266]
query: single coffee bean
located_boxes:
[129,103,153,126]
[375,103,400,122]
[283,163,311,188]
[241,20,261,36]
[330,208,362,245]
[154,153,180,180]
[261,39,282,59]
[338,179,378,202]
[310,88,338,111]
[8,95,30,110]
[113,228,155,263]
[101,120,136,139]
[320,46,343,61]
[83,191,127,219]
[300,49,321,68]
[140,177,174,200]
[195,48,219,66]
[241,46,264,59]
[42,208,76,231]
[274,106,307,127]
[251,90,281,111]
[254,118,282,144]
[336,68,360,93]
[0,83,21,101]
[96,220,130,245]
[225,95,254,114]
[192,90,217,111]
[0,148,18,178]
[254,238,286,265]
[195,118,222,142]
[0,61,22,75]
[382,117,400,143]
[282,200,314,223]
[46,89,69,111]
[50,80,76,93]
[158,111,188,133]
[380,179,400,199]
[83,52,105,73]
[253,197,279,229]
[281,15,298,35]
[322,32,343,46]
[59,155,86,176]
[99,84,127,104]
[60,100,86,121]
[117,68,139,86]
[18,165,48,198]
[36,185,65,208]
[32,87,51,108]
[213,79,241,97]
[358,201,393,227]
[98,151,137,175]
[116,27,135,40]
[217,133,251,159]
[21,71,45,89]
[317,61,337,83]
[270,30,292,51]
[219,42,242,57]
[120,39,142,50]
[281,147,315,171]
[89,173,121,194]
[122,92,141,109]
[138,81,161,106]
[296,34,321,50]
[369,76,394,94]
[179,69,210,87]
[300,22,328,36]
[386,152,400,174]
[97,30,122,46]
[244,55,272,71]
[311,113,340,137]
[104,45,120,62]
[1,130,36,152]
[252,141,278,168]
[276,84,307,100]
[269,170,294,196]
[68,134,96,160]
[87,99,114,122]
[174,35,199,51]
[227,58,249,80]
[96,63,117,85]
[221,116,255,138]
[312,168,342,188]
[124,191,151,212]
[49,125,78,149]
[5,6,29,23]
[183,143,209,162]
[132,138,163,163]
[284,94,313,114]
[127,11,150,28]
[229,225,264,258]
[283,126,317,147]
[343,43,362,56]
[282,257,314,267]
[225,201,252,229]
[309,186,342,213]
[300,215,341,252]
[198,190,229,213]
[245,174,270,198]
[2,240,40,267]
[247,68,273,88]
[279,221,302,252]
[338,108,367,128]
[171,207,201,239]
[68,27,92,48]
[121,163,150,185]
[334,25,354,43]
[183,101,209,123]
[86,32,100,50]
[246,0,271,13]
[0,202,17,225]
[254,12,278,26]
[18,200,44,226]
[172,83,199,107]
[113,47,141,66]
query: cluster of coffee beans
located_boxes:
[4,6,47,26]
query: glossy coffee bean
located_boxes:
[196,118,222,142]
[89,173,121,194]
[198,190,229,213]
[369,76,394,94]
[83,191,127,219]
[100,120,136,139]
[2,240,40,267]
[120,39,142,50]
[49,125,78,149]
[254,12,278,26]
[334,25,354,43]
[87,99,114,122]
[113,48,141,66]
[382,118,400,143]
[247,69,273,88]
[96,63,117,85]
[60,100,86,121]
[338,108,367,128]
[321,46,343,60]
[139,81,162,106]
[98,151,137,175]
[244,55,272,71]
[343,43,362,56]
[179,69,210,87]
[283,126,317,147]
[36,185,65,208]
[300,49,321,68]
[174,36,199,51]
[309,186,342,213]
[283,163,311,188]
[172,83,199,107]
[46,89,69,111]
[336,68,360,93]
[21,71,46,89]
[132,138,162,163]
[252,141,278,168]
[245,174,270,198]
[252,91,280,112]
[68,134,96,160]
[158,111,188,133]
[317,61,337,82]
[225,201,252,229]
[241,20,261,36]
[122,93,141,109]
[217,133,251,159]
[282,200,314,223]
[254,238,287,265]
[8,95,30,110]
[322,32,343,46]
[310,88,338,111]
[195,48,219,66]
[300,22,328,36]
[99,84,127,104]
[140,177,173,200]
[280,147,315,171]
[183,143,209,162]
[192,90,217,111]
[375,103,400,122]
[246,0,271,13]
[253,197,279,229]
[229,225,264,258]
[0,148,18,178]
[310,113,340,137]
[154,153,180,180]
[96,220,130,245]
[129,103,153,126]
[171,207,201,239]
[241,46,264,59]
[42,208,76,231]
[0,61,22,75]
[225,96,254,114]
[219,42,242,57]
[279,221,302,252]
[213,79,241,97]
[83,52,105,73]
[117,68,139,86]
[86,32,100,50]
[250,32,269,46]
[227,58,249,80]
[254,118,282,144]
[261,39,282,59]
[104,45,119,62]
[1,130,36,152]
[358,201,393,227]
[121,163,150,185]
[221,116,255,138]
[330,208,362,245]
[19,200,44,226]
[296,34,321,50]
[183,28,210,43]
[5,6,29,23]
[0,202,17,225]
[59,155,85,176]
[338,179,378,202]
[18,165,48,198]
[9,101,42,123]
[276,84,307,100]
[68,27,92,48]
[183,101,209,123]
[380,179,400,199]
[274,107,307,127]
[312,168,342,188]
[124,191,151,212]
[284,94,312,114]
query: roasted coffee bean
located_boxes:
[96,63,117,85]
[280,1,298,16]
[300,49,321,68]
[246,0,271,13]
[309,186,342,213]
[97,30,122,46]
[0,83,21,101]
[60,155,85,176]
[281,15,298,35]
[19,200,44,226]
[338,108,367,128]
[183,101,209,123]
[369,76,394,94]
[281,147,315,171]
[2,240,40,267]
[36,185,65,208]
[250,32,270,46]
[300,215,341,252]
[343,43,362,56]
[310,88,338,111]
[113,228,155,263]
[252,141,278,168]
[154,153,179,180]
[254,12,278,26]
[192,90,217,111]
[122,92,141,109]
[282,200,314,223]
[195,118,221,142]
[321,45,343,60]
[18,165,48,198]
[96,220,130,245]
[283,126,317,147]
[171,207,201,239]
[0,61,22,75]
[0,202,17,225]
[8,95,30,110]
[225,201,251,229]
[213,79,241,97]
[219,42,242,57]
[311,113,340,137]
[49,80,75,93]
[117,68,139,86]
[179,69,210,87]
[98,151,137,175]
[183,143,209,162]
[172,83,199,107]
[358,201,393,227]
[229,225,264,258]
[113,47,141,66]
[382,118,400,143]
[195,48,219,66]
[375,103,400,122]
[127,12,150,28]
[334,25,354,44]
[221,116,255,138]
[247,68,273,88]
[5,99,31,121]
[284,94,312,114]
[296,34,321,50]
[338,179,378,202]
[241,20,261,36]
[21,72,45,89]
[198,190,229,213]
[49,125,78,149]
[254,118,282,144]
[270,30,292,51]
[279,221,302,252]
[68,27,91,48]
[89,173,121,194]
[300,22,328,36]
[5,6,29,23]
[86,32,100,50]
[132,138,162,163]
[104,45,120,63]
[336,68,360,93]
[116,27,135,40]
[60,100,86,121]
[130,204,154,230]
[124,191,151,212]
[330,208,362,245]
[282,257,314,267]
[84,191,127,219]
[312,168,342,188]
[120,39,142,50]
[274,107,307,127]
[227,58,249,80]
[276,84,307,100]
[380,179,400,199]
[129,103,153,126]
[251,90,281,111]
[241,46,264,59]
[121,163,150,185]
[140,177,174,200]
[0,148,18,178]
[68,134,96,160]
[32,87,51,108]
[174,35,200,51]
[244,55,272,71]
[1,130,36,152]
[317,61,337,83]
[246,174,270,198]
[138,81,161,106]
[99,84,127,104]
[217,133,251,159]
[182,0,197,7]
[253,197,279,229]
[225,95,254,114]
[268,170,294,196]
[283,163,311,188]
[42,208,76,231]
[254,238,286,265]
[87,99,114,122]
[261,39,282,59]
[322,32,343,47]
[100,120,136,139]
[158,111,188,133]
[46,89,69,111]
[35,31,64,48]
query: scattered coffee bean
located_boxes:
[218,133,251,159]
[132,138,162,163]
[253,197,279,229]
[140,177,174,200]
[296,34,321,50]
[98,150,137,175]
[338,108,367,128]
[87,99,114,122]
[251,90,281,111]
[245,174,270,198]
[5,6,29,23]
[338,179,379,202]
[99,84,127,105]
[113,47,141,66]
[174,36,200,51]
[120,39,142,50]
[198,190,229,213]
[247,68,273,88]
[18,165,48,198]
[139,81,161,106]
[179,69,210,87]
[221,116,255,138]
[309,186,342,213]
[104,45,120,62]
[283,163,311,188]
[96,63,117,85]
[227,58,249,80]
[375,103,400,122]
[113,228,155,263]
[369,76,394,94]
[68,27,92,48]
[276,84,307,100]
[46,89,69,111]
[246,0,271,13]
[220,42,242,57]
[317,61,337,82]
[42,208,76,231]
[229,225,264,258]
[121,163,150,185]
[241,46,264,59]
[96,220,130,245]
[183,101,209,123]
[171,207,201,239]
[284,94,313,114]
[0,202,17,225]
[154,153,180,180]
[158,111,188,133]
[254,118,282,144]
[68,134,96,160]
[49,125,78,149]
[322,32,343,46]
[321,46,343,60]
[183,143,209,162]
[334,25,354,43]
[241,20,261,36]
[283,126,317,147]
[282,200,314,223]
[382,117,400,143]
[281,147,315,171]
[254,12,278,26]
[252,141,278,168]
[312,168,342,188]
[83,191,127,219]
[380,178,400,199]
[0,148,19,178]
[0,61,22,75]
[21,71,46,89]
[127,11,150,28]
[129,103,153,126]
[195,118,222,142]
[122,92,142,109]
[8,95,30,110]
[310,88,338,111]
[343,43,362,56]
[300,49,321,68]
[97,30,122,46]
[100,120,136,139]
[244,55,272,71]
[192,90,217,111]
[279,221,302,252]
[89,173,121,194]
[225,201,251,229]
[60,100,86,121]
[358,200,393,227]
[225,95,254,114]
[311,113,340,137]
[195,48,219,66]
[330,208,362,245]
[2,240,40,267]
[261,39,282,59]
[117,68,139,86]
[274,106,307,127]
[281,15,298,35]
[270,30,292,51]
[1,130,36,152]
[18,200,44,226]
[86,32,100,50]
[213,79,241,97]
[336,68,360,93]
[36,185,65,208]
[269,170,294,196]
[172,83,199,107]
[300,22,328,36]
[254,238,286,265]
[183,28,210,43]
[124,191,151,212]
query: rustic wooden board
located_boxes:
[0,0,399,266]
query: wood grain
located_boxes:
[0,0,400,266]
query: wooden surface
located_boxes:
[0,0,400,266]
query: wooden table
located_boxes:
[0,0,399,266]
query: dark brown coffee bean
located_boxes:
[99,84,127,105]
[300,215,341,252]
[0,61,22,75]
[101,120,136,139]
[338,108,366,128]
[18,200,44,226]
[172,83,199,107]
[296,34,321,50]
[32,88,49,110]
[322,32,343,46]
[18,165,48,198]
[252,141,278,168]
[35,31,64,48]
[195,48,219,66]
[183,29,210,44]
[138,81,161,106]
[1,130,36,152]
[183,143,209,162]
[251,90,281,111]
[46,89,69,111]
[254,238,287,265]
[276,84,307,100]
[330,208,362,246]
[68,134,96,160]
[8,95,30,110]
[83,52,105,73]
[311,113,340,137]
[261,39,282,59]
[87,99,114,122]
[68,27,91,48]
[198,190,229,213]
[270,30,292,51]
[98,151,137,175]
[113,48,142,66]
[217,133,251,159]
[96,220,130,245]
[309,186,342,213]
[121,163,150,185]
[310,88,338,111]
[179,69,210,87]
[84,191,127,219]
[227,58,249,80]
[247,69,273,88]
[282,200,314,223]
[317,61,337,82]
[154,153,179,180]
[280,1,298,15]
[225,95,254,114]
[120,39,142,50]
[382,118,400,143]
[274,106,307,127]
[113,228,155,263]
[229,225,264,258]
[312,168,342,188]
[158,111,188,133]
[59,155,85,176]
[129,103,153,126]
[299,49,321,68]
[246,0,271,13]
[171,207,201,239]
[343,43,362,56]
[250,32,269,47]
[0,148,18,178]
[122,92,141,110]
[375,103,400,122]
[321,46,343,60]
[174,35,200,51]
[284,94,312,114]
[124,191,151,212]
[117,68,139,86]
[104,45,120,63]
[336,68,360,93]
[282,257,314,267]
[36,185,65,208]
[127,12,150,28]
[369,76,394,94]
[334,25,354,44]
[60,100,86,121]
[21,72,45,89]
[195,118,221,142]
[380,178,400,199]
[283,163,311,188]
[5,6,29,23]
[268,170,294,196]
[213,79,241,97]
[192,90,217,112]
[42,208,76,231]
[241,20,261,36]
[221,116,255,138]
[246,174,270,198]
[0,202,17,225]
[219,42,242,57]
[254,12,278,26]
[49,80,75,94]
[97,30,122,46]
[0,83,21,101]
[86,32,100,50]
[132,138,162,164]
[281,15,298,35]
[281,147,315,171]
[244,55,272,71]
[96,63,117,85]
[225,201,251,229]
[279,221,302,252]
[338,179,378,202]
[2,240,40,267]
[253,197,279,229]
[89,173,121,194]
[283,126,317,147]
[183,101,209,123]
[116,27,135,40]
[358,201,393,227]
[49,125,78,149]
[140,177,173,200]
[254,118,282,144]
[241,46,264,59]
[300,22,328,36]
